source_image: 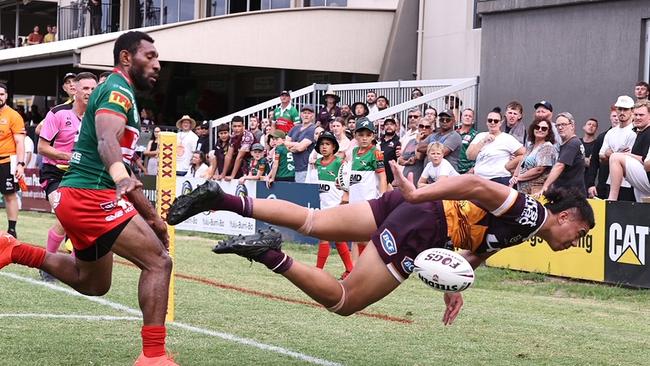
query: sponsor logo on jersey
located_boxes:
[109,91,132,112]
[608,223,648,265]
[516,195,539,227]
[380,228,397,255]
[401,256,414,274]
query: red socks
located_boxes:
[316,242,330,269]
[11,244,46,268]
[141,325,166,357]
[335,242,354,272]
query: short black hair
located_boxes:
[113,31,155,65]
[231,115,244,124]
[0,83,6,93]
[544,187,595,229]
[75,72,98,82]
[99,71,111,79]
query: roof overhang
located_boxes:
[0,7,395,74]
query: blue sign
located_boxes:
[255,181,321,244]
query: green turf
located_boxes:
[1,211,649,365]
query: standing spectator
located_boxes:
[184,151,209,178]
[510,119,557,195]
[366,90,378,114]
[586,107,619,198]
[175,115,199,176]
[306,132,354,278]
[206,124,230,178]
[400,108,420,148]
[422,109,463,172]
[144,127,161,175]
[379,117,400,184]
[61,73,77,103]
[417,142,459,187]
[0,83,26,238]
[581,118,598,170]
[248,115,263,143]
[376,96,389,112]
[238,143,269,184]
[272,90,300,134]
[599,95,638,201]
[27,26,42,45]
[196,121,210,154]
[606,101,650,201]
[456,108,478,174]
[88,0,103,35]
[330,117,350,159]
[635,81,649,103]
[504,101,526,145]
[399,115,433,183]
[318,89,341,130]
[219,116,254,181]
[43,25,56,43]
[534,100,560,144]
[541,112,587,195]
[267,130,295,184]
[411,88,424,99]
[286,105,317,183]
[467,108,525,185]
[351,102,369,118]
[98,71,111,84]
[444,93,462,122]
[340,104,352,119]
[424,107,437,129]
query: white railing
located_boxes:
[209,77,478,136]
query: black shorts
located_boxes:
[0,162,16,194]
[40,163,66,198]
[368,190,448,282]
[74,218,132,262]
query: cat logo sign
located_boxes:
[608,223,648,266]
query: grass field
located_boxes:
[1,211,649,365]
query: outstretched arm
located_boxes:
[389,161,514,212]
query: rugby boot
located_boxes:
[0,232,20,269]
[133,352,179,366]
[212,228,282,260]
[166,180,225,225]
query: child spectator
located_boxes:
[306,131,354,278]
[417,142,459,187]
[266,130,295,186]
[238,143,269,184]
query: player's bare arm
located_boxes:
[96,112,140,198]
[38,137,72,162]
[13,132,25,180]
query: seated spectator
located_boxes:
[541,112,587,195]
[27,26,42,45]
[185,151,209,178]
[607,101,650,201]
[398,114,433,183]
[43,25,56,43]
[144,127,161,175]
[238,143,269,184]
[420,109,462,172]
[467,108,525,185]
[510,119,557,195]
[417,142,459,187]
[318,89,341,130]
[400,108,421,148]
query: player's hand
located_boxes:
[224,176,233,182]
[148,217,170,249]
[15,165,24,180]
[389,161,416,200]
[115,176,142,200]
[442,292,463,326]
[215,174,224,181]
[238,177,245,185]
[266,176,274,189]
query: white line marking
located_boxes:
[0,272,342,366]
[0,313,141,321]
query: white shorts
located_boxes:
[624,156,650,201]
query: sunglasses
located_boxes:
[439,117,452,122]
[534,125,549,132]
[418,124,432,129]
[408,115,419,119]
[487,118,500,124]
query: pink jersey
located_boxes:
[39,103,81,166]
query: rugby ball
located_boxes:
[413,248,475,293]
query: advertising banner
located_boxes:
[255,181,320,245]
[20,168,50,212]
[604,201,650,288]
[486,199,606,282]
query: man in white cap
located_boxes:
[176,115,199,176]
[598,95,638,200]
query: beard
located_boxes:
[0,100,4,109]
[130,64,156,91]
[383,129,395,136]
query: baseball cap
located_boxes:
[355,117,374,132]
[279,90,290,96]
[63,72,76,82]
[534,100,553,112]
[384,117,397,124]
[271,129,286,139]
[438,109,454,118]
[614,95,635,109]
[301,104,315,112]
[199,121,209,129]
[251,143,264,151]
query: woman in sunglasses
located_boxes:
[510,119,557,195]
[466,108,526,185]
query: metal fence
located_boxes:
[58,2,120,40]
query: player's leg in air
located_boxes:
[167,180,401,315]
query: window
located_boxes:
[207,0,227,17]
[162,0,193,24]
[261,0,290,10]
[304,0,347,6]
[473,0,482,29]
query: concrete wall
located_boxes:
[420,0,481,79]
[478,0,650,132]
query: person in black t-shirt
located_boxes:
[379,117,400,184]
[541,112,586,196]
